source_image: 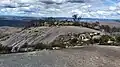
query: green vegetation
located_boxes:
[72,14,78,22]
[100,35,113,43]
[116,36,120,42]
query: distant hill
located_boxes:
[0,20,29,27]
[0,15,120,27]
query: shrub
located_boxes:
[116,36,120,43]
[99,35,115,45]
[34,43,49,50]
[0,44,11,53]
[92,38,100,44]
[100,35,110,43]
[51,41,65,48]
[70,38,78,44]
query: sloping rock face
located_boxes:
[1,27,50,52]
[0,26,103,52]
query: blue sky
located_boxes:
[0,0,120,19]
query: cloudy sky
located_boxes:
[0,0,120,19]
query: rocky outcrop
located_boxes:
[0,26,103,52]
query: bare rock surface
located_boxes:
[0,26,22,34]
[0,45,120,67]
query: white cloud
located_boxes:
[0,0,119,19]
[109,6,116,10]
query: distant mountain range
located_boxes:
[0,15,120,21]
[0,15,120,27]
